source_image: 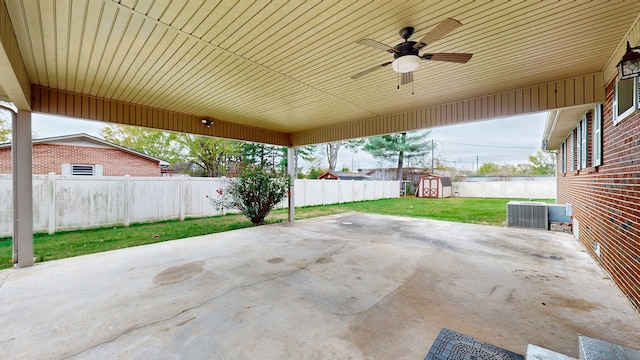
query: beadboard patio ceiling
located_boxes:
[1,1,638,146]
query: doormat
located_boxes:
[425,328,524,360]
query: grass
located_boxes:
[0,197,551,269]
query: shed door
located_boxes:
[422,178,439,198]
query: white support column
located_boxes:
[12,110,33,267]
[287,147,295,222]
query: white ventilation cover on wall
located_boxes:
[506,201,549,230]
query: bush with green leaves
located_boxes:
[209,165,290,225]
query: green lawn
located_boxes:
[0,197,550,269]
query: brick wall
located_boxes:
[557,79,640,311]
[0,144,161,176]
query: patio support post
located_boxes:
[287,147,295,222]
[12,110,34,267]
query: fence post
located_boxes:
[179,176,186,221]
[123,175,130,226]
[47,172,56,234]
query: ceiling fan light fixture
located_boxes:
[392,55,420,73]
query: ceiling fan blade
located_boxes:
[421,53,473,64]
[413,18,462,49]
[400,72,413,85]
[351,61,392,79]
[357,39,397,53]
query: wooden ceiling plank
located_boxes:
[198,1,264,43]
[103,18,159,99]
[92,13,143,97]
[144,0,171,20]
[128,0,155,15]
[154,49,230,110]
[139,40,212,106]
[12,0,45,85]
[215,1,323,52]
[232,0,345,56]
[54,0,71,92]
[72,1,105,92]
[167,0,206,32]
[156,1,188,26]
[84,5,131,96]
[38,0,58,88]
[128,37,203,104]
[0,0,31,109]
[114,28,181,102]
[176,0,222,36]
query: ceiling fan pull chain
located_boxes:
[412,80,415,95]
[397,71,400,90]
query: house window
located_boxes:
[613,77,639,124]
[569,131,575,171]
[592,104,602,166]
[579,116,588,169]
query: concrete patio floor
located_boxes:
[1,213,639,359]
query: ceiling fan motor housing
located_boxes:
[392,41,421,59]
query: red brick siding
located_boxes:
[0,144,161,176]
[557,79,640,311]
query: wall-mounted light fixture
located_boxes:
[201,119,213,128]
[616,41,640,80]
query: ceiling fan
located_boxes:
[351,18,473,85]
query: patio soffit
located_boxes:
[1,1,639,145]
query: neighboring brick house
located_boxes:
[543,78,640,310]
[0,133,169,176]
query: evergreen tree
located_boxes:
[363,130,433,180]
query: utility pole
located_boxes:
[431,139,435,174]
[476,153,479,173]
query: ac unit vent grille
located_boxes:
[506,201,549,229]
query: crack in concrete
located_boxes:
[63,240,350,359]
[0,272,11,291]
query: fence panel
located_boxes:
[455,181,556,199]
[128,177,181,223]
[54,176,126,230]
[0,175,402,236]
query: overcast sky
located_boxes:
[30,112,547,170]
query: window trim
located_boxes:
[614,77,639,125]
[580,116,588,169]
[576,122,582,170]
[561,140,567,174]
[569,131,575,171]
[592,104,602,166]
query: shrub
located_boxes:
[209,165,290,225]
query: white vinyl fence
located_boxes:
[0,175,400,236]
[454,180,556,199]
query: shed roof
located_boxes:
[319,171,372,181]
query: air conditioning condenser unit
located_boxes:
[506,201,549,230]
